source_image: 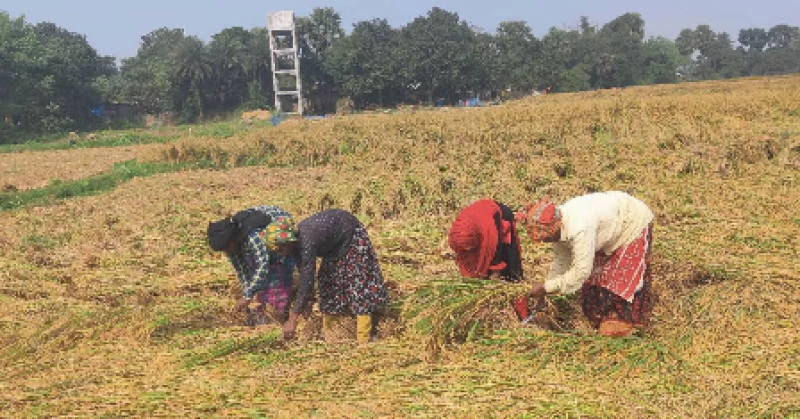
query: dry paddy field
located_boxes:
[1,76,799,418]
[0,144,165,190]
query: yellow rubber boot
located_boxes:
[356,314,373,343]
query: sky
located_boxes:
[2,0,798,60]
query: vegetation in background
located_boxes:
[2,8,799,141]
[0,12,115,136]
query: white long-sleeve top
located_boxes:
[543,191,654,295]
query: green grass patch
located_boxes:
[190,122,241,138]
[141,391,170,402]
[0,123,295,211]
[0,118,274,153]
[0,131,180,153]
[183,331,282,368]
[178,119,275,139]
[19,233,71,251]
[481,328,686,376]
[694,263,744,282]
[0,160,180,211]
[0,131,66,147]
[729,233,790,251]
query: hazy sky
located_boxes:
[3,0,798,60]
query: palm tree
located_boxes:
[174,36,212,120]
[209,27,252,111]
[244,28,274,109]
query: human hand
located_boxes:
[235,297,252,312]
[529,282,547,299]
[282,312,299,340]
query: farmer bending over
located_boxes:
[517,192,654,337]
[269,209,388,343]
[449,200,524,282]
[207,205,296,324]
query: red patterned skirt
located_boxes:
[580,224,653,330]
[317,227,388,315]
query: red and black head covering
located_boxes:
[449,200,513,278]
[515,196,562,242]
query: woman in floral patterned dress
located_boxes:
[266,209,388,343]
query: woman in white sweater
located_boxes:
[516,191,654,337]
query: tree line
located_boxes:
[1,7,799,137]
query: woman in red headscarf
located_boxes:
[448,200,523,282]
[517,192,655,337]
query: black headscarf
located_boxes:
[207,217,237,251]
[207,209,274,251]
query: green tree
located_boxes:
[767,24,799,49]
[31,22,115,130]
[739,28,769,52]
[241,28,274,110]
[119,28,187,114]
[208,27,253,112]
[738,28,769,75]
[0,13,114,133]
[676,25,741,79]
[296,7,345,113]
[559,65,592,91]
[593,13,645,88]
[399,7,476,104]
[173,36,212,121]
[756,25,800,75]
[637,37,683,84]
[470,31,502,98]
[0,11,40,130]
[494,21,539,93]
[326,18,401,107]
[537,27,582,91]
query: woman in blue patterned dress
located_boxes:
[207,205,296,323]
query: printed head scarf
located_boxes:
[261,216,298,249]
[515,196,562,242]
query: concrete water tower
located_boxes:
[268,11,303,114]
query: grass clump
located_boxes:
[0,160,176,211]
[183,331,282,368]
[405,278,528,347]
[0,131,180,153]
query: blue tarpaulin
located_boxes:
[270,114,287,126]
[464,98,482,107]
[457,98,482,107]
